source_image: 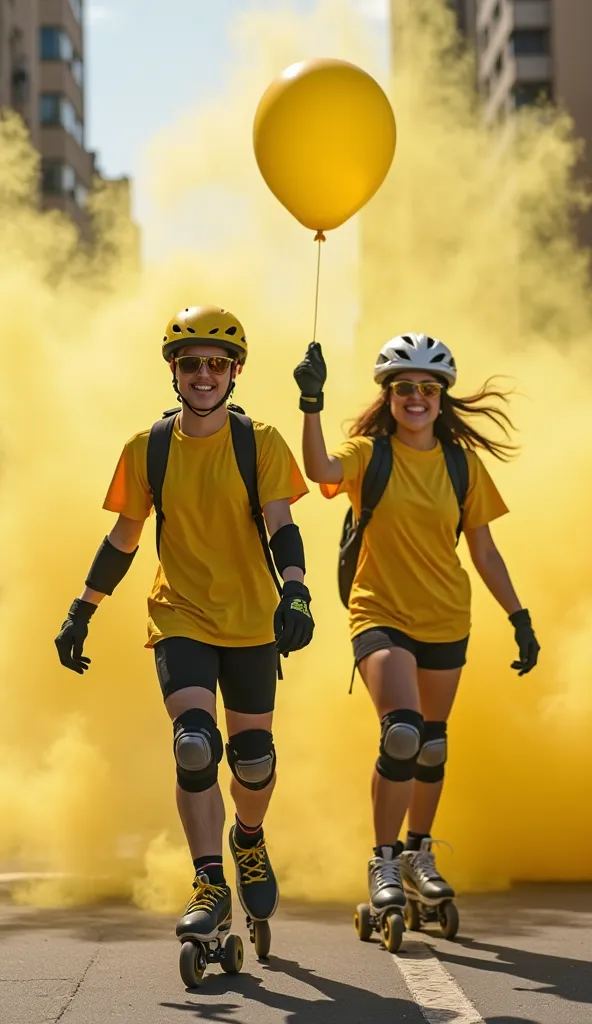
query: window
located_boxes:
[40,27,73,61]
[40,27,82,86]
[68,0,82,22]
[42,161,87,209]
[40,93,61,124]
[39,93,84,145]
[510,29,550,55]
[75,181,88,209]
[512,81,553,108]
[42,161,76,194]
[71,57,83,87]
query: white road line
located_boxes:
[393,939,485,1024]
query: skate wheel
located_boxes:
[438,901,459,940]
[221,934,244,974]
[354,903,372,942]
[179,940,207,988]
[253,920,271,960]
[404,899,421,932]
[381,911,404,954]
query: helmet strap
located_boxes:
[172,369,236,418]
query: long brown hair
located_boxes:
[349,377,517,461]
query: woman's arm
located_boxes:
[464,523,521,615]
[293,342,343,484]
[301,414,343,484]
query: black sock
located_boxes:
[373,840,404,858]
[235,815,264,849]
[405,831,430,852]
[193,855,225,885]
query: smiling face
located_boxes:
[388,370,444,434]
[171,344,240,413]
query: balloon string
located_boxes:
[312,230,326,341]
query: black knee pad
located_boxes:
[226,729,276,792]
[376,709,424,782]
[173,708,223,793]
[415,721,447,783]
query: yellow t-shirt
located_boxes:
[104,415,308,647]
[321,435,508,643]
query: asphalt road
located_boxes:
[0,885,590,1023]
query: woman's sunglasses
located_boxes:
[390,380,444,398]
[175,355,234,376]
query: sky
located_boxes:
[85,0,390,242]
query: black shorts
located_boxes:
[352,626,469,672]
[154,637,277,714]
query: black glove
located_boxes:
[55,598,97,674]
[274,580,314,656]
[509,608,540,676]
[293,342,327,413]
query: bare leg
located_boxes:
[165,686,225,859]
[225,710,275,826]
[359,647,419,846]
[407,667,462,835]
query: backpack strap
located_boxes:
[442,443,469,542]
[228,411,283,598]
[360,435,393,526]
[147,409,178,557]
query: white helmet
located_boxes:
[373,333,457,388]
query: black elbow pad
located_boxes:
[269,523,306,576]
[85,537,138,595]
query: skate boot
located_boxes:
[400,838,459,939]
[176,873,244,988]
[354,844,406,953]
[176,872,232,942]
[229,824,278,959]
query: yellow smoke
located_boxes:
[0,0,590,912]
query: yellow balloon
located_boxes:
[253,58,396,233]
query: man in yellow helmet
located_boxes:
[55,305,314,956]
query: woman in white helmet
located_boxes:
[294,333,540,939]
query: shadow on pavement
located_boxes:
[161,954,423,1022]
[484,1018,541,1023]
[438,937,592,1005]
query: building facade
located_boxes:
[389,0,592,243]
[472,0,592,243]
[1,0,134,240]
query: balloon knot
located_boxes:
[314,230,326,242]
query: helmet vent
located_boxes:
[395,349,412,360]
[241,336,246,342]
[402,335,416,346]
[426,337,435,348]
[186,327,195,333]
[430,353,445,363]
[209,328,220,334]
[162,335,167,342]
[225,326,237,336]
[172,324,182,333]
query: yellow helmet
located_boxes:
[162,305,248,364]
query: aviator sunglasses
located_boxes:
[175,354,235,376]
[390,379,444,398]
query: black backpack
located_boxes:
[338,435,469,608]
[146,406,282,598]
